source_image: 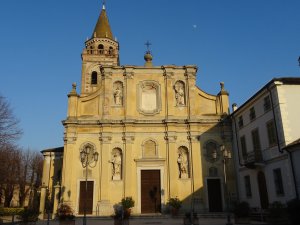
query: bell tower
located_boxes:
[81,3,119,95]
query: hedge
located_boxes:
[0,207,24,216]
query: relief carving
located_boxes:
[177,146,189,179]
[175,81,185,106]
[109,148,122,180]
[113,81,123,106]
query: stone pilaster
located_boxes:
[123,133,135,197]
[38,186,47,219]
[52,183,61,219]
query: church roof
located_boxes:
[93,5,113,39]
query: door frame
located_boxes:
[205,177,225,212]
[76,179,96,215]
[137,166,164,214]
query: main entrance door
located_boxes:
[79,181,94,214]
[257,171,269,209]
[141,170,161,213]
[207,178,223,212]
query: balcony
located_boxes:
[244,150,264,168]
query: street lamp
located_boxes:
[298,56,300,67]
[80,145,99,225]
[212,145,232,225]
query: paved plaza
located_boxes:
[34,216,266,225]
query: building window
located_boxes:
[266,120,277,147]
[238,116,244,128]
[273,168,284,195]
[143,139,157,158]
[109,46,113,55]
[244,175,252,197]
[263,96,271,112]
[91,71,97,85]
[251,128,261,151]
[240,136,247,160]
[249,107,256,121]
[209,167,218,177]
[98,44,104,54]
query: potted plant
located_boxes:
[121,196,135,218]
[167,197,182,216]
[234,201,250,224]
[57,203,75,225]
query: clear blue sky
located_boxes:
[0,0,299,151]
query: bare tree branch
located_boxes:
[0,95,22,146]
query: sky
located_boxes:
[0,0,299,151]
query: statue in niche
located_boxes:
[113,86,122,105]
[175,82,185,105]
[177,151,188,179]
[109,151,122,180]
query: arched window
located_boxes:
[204,141,220,162]
[143,140,157,158]
[209,167,218,177]
[109,46,113,55]
[98,44,104,54]
[89,46,94,54]
[91,71,97,85]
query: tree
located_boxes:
[0,147,43,207]
[0,144,22,206]
[18,149,43,207]
[0,95,22,146]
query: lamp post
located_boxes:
[298,56,300,67]
[80,145,99,225]
[212,145,232,225]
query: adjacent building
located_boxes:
[232,77,300,209]
[39,4,235,217]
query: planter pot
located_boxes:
[171,208,179,217]
[124,208,131,218]
[234,217,251,224]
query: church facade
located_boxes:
[39,4,235,217]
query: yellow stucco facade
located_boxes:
[39,4,235,217]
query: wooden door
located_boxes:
[207,179,223,212]
[257,171,269,209]
[79,181,94,214]
[141,170,161,213]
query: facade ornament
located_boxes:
[109,149,122,180]
[177,151,188,179]
[175,81,185,106]
[113,82,123,105]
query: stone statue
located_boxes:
[110,153,121,180]
[177,152,188,178]
[114,87,122,105]
[175,85,185,105]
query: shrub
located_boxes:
[121,197,135,209]
[167,197,182,209]
[18,207,39,223]
[0,207,24,216]
[57,203,75,220]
